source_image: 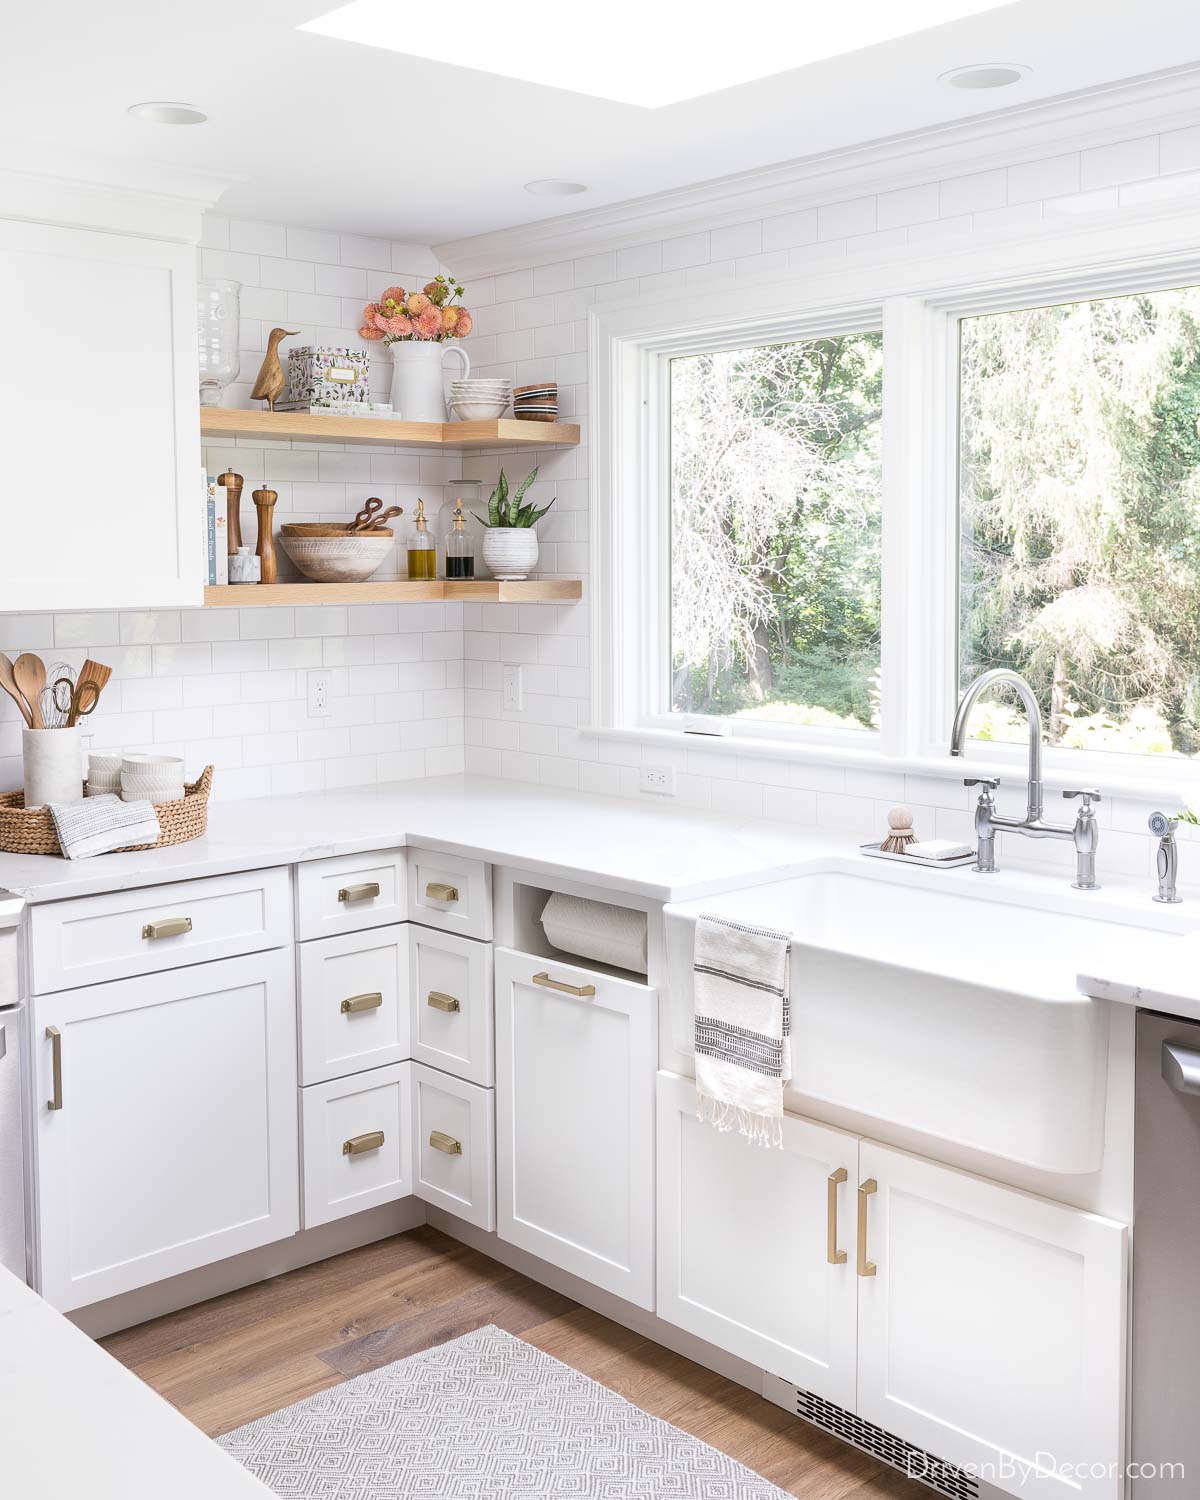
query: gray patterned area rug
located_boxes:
[217,1323,791,1497]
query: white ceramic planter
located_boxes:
[388,340,470,423]
[22,726,83,808]
[482,527,539,581]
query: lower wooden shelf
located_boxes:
[203,579,582,607]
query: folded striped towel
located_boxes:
[47,793,160,860]
[694,911,792,1148]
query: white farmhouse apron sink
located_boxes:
[667,858,1197,1174]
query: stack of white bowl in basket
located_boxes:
[448,378,512,421]
[87,752,185,803]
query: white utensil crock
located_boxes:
[481,527,540,581]
[388,340,470,422]
[22,726,83,808]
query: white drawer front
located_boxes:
[301,1062,412,1229]
[411,1063,495,1232]
[296,851,406,940]
[407,848,491,941]
[299,925,411,1085]
[410,926,493,1087]
[29,867,291,994]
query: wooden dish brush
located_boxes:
[880,805,917,854]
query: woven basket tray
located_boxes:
[0,766,214,857]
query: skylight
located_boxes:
[300,0,1016,108]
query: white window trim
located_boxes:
[590,203,1200,803]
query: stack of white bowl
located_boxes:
[448,379,512,421]
[85,752,123,798]
[119,753,186,804]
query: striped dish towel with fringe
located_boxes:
[694,911,791,1148]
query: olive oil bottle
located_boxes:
[406,498,437,580]
[445,498,475,579]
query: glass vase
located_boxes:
[197,278,242,407]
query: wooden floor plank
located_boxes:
[103,1226,929,1498]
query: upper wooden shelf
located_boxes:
[203,579,583,607]
[200,408,580,450]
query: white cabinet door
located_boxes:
[494,947,657,1308]
[300,1062,411,1229]
[298,924,410,1085]
[411,1063,495,1232]
[0,217,202,611]
[656,1071,858,1410]
[857,1141,1127,1500]
[34,950,298,1311]
[409,924,493,1087]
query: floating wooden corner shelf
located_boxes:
[203,580,583,607]
[200,408,579,449]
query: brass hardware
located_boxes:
[425,881,459,903]
[141,916,193,941]
[532,971,596,998]
[46,1025,62,1112]
[342,1130,384,1156]
[857,1178,878,1277]
[340,991,383,1015]
[338,881,380,904]
[429,1130,462,1155]
[427,990,461,1013]
[827,1167,848,1265]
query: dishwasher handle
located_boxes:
[1162,1041,1200,1095]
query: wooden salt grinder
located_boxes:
[253,487,279,584]
[218,470,244,554]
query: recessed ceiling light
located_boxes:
[127,101,208,125]
[301,0,1016,109]
[525,180,588,197]
[940,63,1030,89]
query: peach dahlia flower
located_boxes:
[405,292,432,316]
[453,309,472,337]
[413,306,443,339]
[359,324,384,341]
[379,286,407,307]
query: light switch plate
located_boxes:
[502,664,523,712]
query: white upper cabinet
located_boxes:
[0,170,211,612]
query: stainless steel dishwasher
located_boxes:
[1133,1008,1200,1494]
[0,889,27,1282]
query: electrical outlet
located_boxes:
[502,664,523,712]
[639,765,676,796]
[306,670,330,717]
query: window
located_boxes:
[959,285,1200,760]
[667,331,883,733]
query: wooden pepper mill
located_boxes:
[217,470,244,555]
[252,487,278,584]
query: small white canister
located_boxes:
[22,726,84,809]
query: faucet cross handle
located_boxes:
[1063,788,1102,810]
[964,776,1000,791]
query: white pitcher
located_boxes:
[388,340,470,423]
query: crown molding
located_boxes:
[435,62,1200,279]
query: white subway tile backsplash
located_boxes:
[1007,152,1081,204]
[817,196,876,239]
[939,168,1007,216]
[1081,135,1159,189]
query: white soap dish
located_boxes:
[860,841,978,870]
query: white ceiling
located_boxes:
[3,0,1200,244]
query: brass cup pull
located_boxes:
[857,1178,878,1277]
[142,916,193,941]
[430,1130,462,1155]
[338,881,380,904]
[427,990,461,1013]
[827,1167,848,1265]
[532,970,596,998]
[425,881,459,903]
[340,991,383,1015]
[343,1130,384,1156]
[46,1025,62,1112]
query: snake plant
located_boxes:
[474,467,555,528]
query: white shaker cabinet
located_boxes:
[33,950,298,1311]
[494,947,657,1308]
[0,214,203,612]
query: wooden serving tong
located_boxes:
[350,497,404,533]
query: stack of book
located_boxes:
[203,470,228,585]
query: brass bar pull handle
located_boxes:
[857,1178,878,1277]
[142,916,193,941]
[532,971,596,998]
[343,1130,384,1156]
[430,1130,462,1155]
[425,881,459,903]
[340,991,383,1015]
[427,990,461,1013]
[338,881,380,904]
[46,1025,62,1112]
[827,1167,848,1265]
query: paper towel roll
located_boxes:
[540,892,648,975]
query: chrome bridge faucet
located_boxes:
[950,668,1103,890]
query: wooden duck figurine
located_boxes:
[251,327,298,411]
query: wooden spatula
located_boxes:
[13,653,46,729]
[77,658,113,702]
[0,653,32,728]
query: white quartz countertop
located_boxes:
[0,775,840,905]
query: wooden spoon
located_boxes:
[0,653,32,728]
[13,653,46,729]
